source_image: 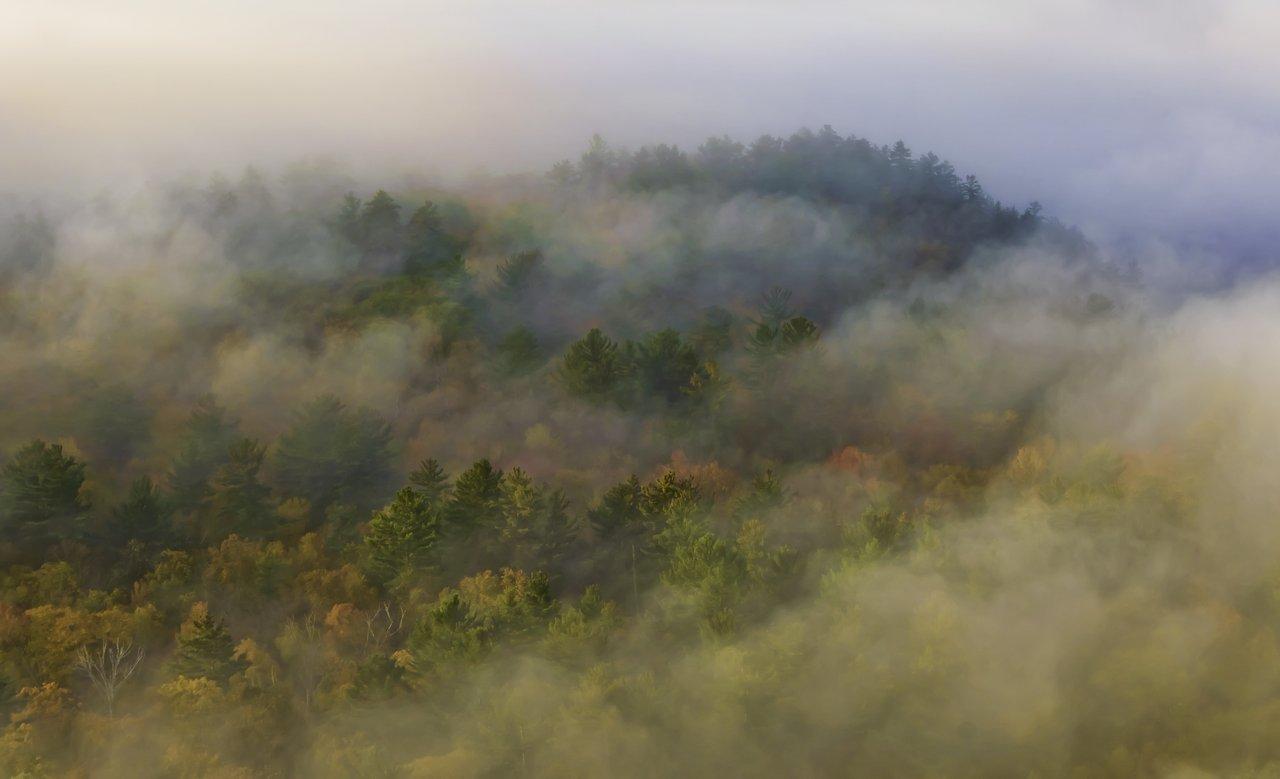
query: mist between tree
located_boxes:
[0,127,1275,776]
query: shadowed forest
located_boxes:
[2,127,1279,777]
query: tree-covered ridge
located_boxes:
[560,127,1084,266]
[0,128,1269,777]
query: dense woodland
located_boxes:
[0,128,1276,777]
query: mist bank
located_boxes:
[6,0,1280,256]
[0,129,1278,776]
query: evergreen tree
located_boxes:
[630,329,705,404]
[545,584,619,662]
[497,467,575,572]
[408,590,487,673]
[690,306,735,356]
[587,475,645,541]
[203,438,272,541]
[558,328,626,402]
[495,250,544,299]
[961,174,985,202]
[408,458,450,506]
[409,568,556,674]
[734,469,785,516]
[0,440,89,553]
[168,396,239,512]
[350,654,407,701]
[332,192,363,245]
[108,476,170,549]
[747,288,820,365]
[578,134,618,185]
[758,286,794,327]
[171,603,246,684]
[497,326,543,376]
[888,140,914,170]
[447,459,504,541]
[641,470,700,518]
[358,190,402,255]
[273,395,394,517]
[628,144,696,190]
[403,200,462,275]
[365,487,442,582]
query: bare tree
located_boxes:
[365,601,406,651]
[75,639,144,715]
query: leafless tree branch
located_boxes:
[75,639,144,715]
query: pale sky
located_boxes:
[2,0,1278,252]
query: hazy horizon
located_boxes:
[4,0,1279,257]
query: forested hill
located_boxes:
[558,127,1088,267]
[0,128,1213,778]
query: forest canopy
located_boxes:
[0,127,1273,777]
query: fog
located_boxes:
[3,0,1279,255]
[4,2,1280,776]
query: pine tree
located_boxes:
[408,459,450,506]
[332,192,363,245]
[888,140,914,170]
[731,469,786,519]
[404,200,461,275]
[171,603,245,684]
[168,396,239,512]
[758,286,794,327]
[447,459,504,539]
[961,174,985,202]
[108,476,170,548]
[365,487,442,581]
[641,470,700,518]
[273,395,393,517]
[359,190,402,255]
[203,438,272,541]
[746,287,819,368]
[579,134,617,185]
[497,326,543,376]
[497,467,575,572]
[630,329,705,404]
[0,440,88,553]
[559,328,626,402]
[495,250,544,299]
[587,475,645,541]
